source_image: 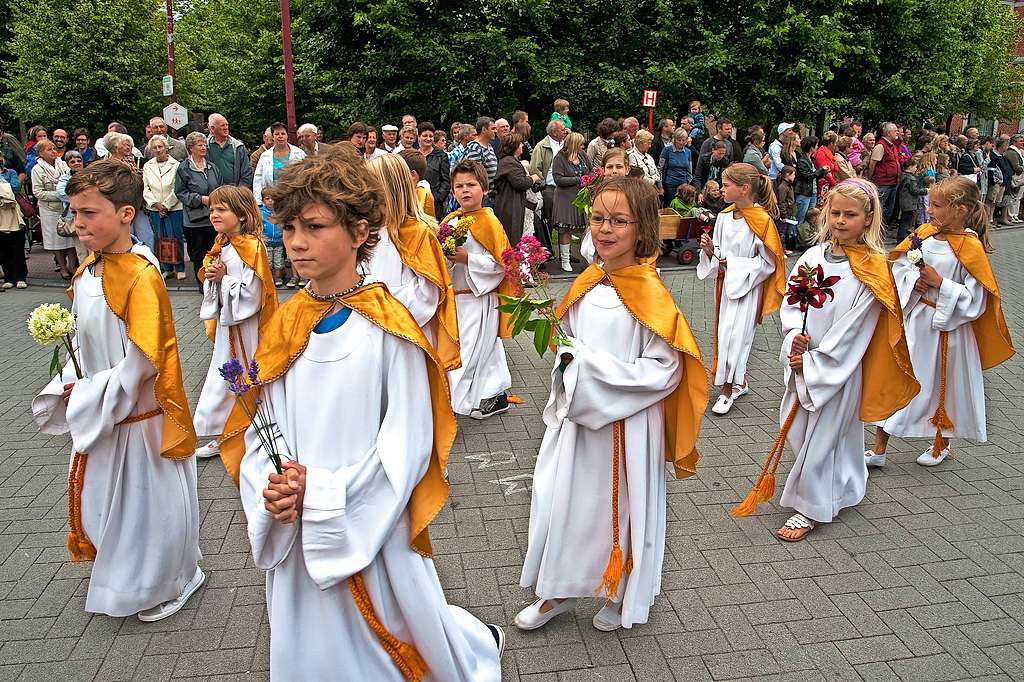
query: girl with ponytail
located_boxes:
[868,176,1014,467]
[697,162,787,415]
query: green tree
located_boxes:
[2,0,165,134]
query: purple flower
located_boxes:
[228,381,250,396]
[247,359,261,386]
[219,358,245,384]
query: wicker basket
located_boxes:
[658,208,682,240]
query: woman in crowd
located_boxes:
[103,132,141,168]
[494,133,541,243]
[551,131,591,272]
[743,129,770,176]
[834,136,856,181]
[0,150,28,288]
[143,135,186,279]
[813,131,840,200]
[629,130,662,194]
[795,136,826,227]
[175,131,224,279]
[419,122,451,220]
[363,127,387,161]
[659,129,693,208]
[55,150,87,262]
[860,133,876,176]
[515,120,533,161]
[31,140,78,279]
[24,125,48,177]
[586,118,619,167]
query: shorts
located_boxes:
[266,244,285,269]
[987,184,1005,204]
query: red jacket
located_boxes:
[813,145,837,197]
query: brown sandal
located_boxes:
[775,513,816,542]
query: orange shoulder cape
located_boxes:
[416,186,435,217]
[71,251,197,459]
[218,284,455,557]
[892,225,1014,369]
[720,204,787,322]
[199,233,279,342]
[394,217,461,371]
[555,263,708,478]
[442,207,516,337]
[843,245,920,421]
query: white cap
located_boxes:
[777,122,795,135]
[382,124,399,132]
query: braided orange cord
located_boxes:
[66,452,96,562]
[348,572,428,681]
[930,330,954,457]
[730,398,801,517]
[599,421,632,600]
[711,269,725,377]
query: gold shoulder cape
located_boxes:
[71,251,197,459]
[720,204,787,322]
[556,262,708,478]
[218,283,455,557]
[199,233,280,342]
[442,207,516,337]
[842,245,921,421]
[394,217,461,371]
[892,225,1015,369]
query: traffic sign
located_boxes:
[642,89,658,108]
[163,102,188,130]
[162,75,174,97]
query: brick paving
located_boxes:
[1,230,1023,681]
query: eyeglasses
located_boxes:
[589,215,638,229]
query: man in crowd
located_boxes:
[699,118,742,163]
[72,128,96,166]
[207,113,253,187]
[402,113,417,129]
[695,140,729,190]
[51,129,69,159]
[1006,134,1024,224]
[622,116,640,141]
[529,119,567,227]
[868,122,901,229]
[347,122,368,152]
[491,118,510,156]
[297,123,322,157]
[381,124,400,153]
[250,127,273,171]
[650,118,675,169]
[768,122,795,180]
[145,116,187,161]
[464,116,498,206]
[444,123,475,213]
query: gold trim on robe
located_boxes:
[199,233,280,342]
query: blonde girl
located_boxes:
[772,177,918,541]
[364,154,460,370]
[551,131,591,271]
[868,177,1013,467]
[697,162,787,415]
[193,185,279,458]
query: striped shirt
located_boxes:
[463,140,498,202]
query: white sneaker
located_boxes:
[917,447,950,466]
[194,440,220,459]
[137,566,205,622]
[711,394,734,415]
[732,383,749,399]
[486,624,505,656]
[864,450,886,467]
[514,598,576,631]
[15,281,27,289]
[1,282,12,289]
[592,602,622,632]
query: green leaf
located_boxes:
[533,319,551,356]
[48,345,60,379]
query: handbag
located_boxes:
[56,206,76,237]
[15,192,36,219]
[154,215,181,264]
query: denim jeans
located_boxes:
[877,185,898,230]
[794,194,815,229]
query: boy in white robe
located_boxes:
[517,177,707,632]
[31,160,203,620]
[193,185,278,458]
[442,159,514,418]
[867,177,1014,467]
[697,163,787,415]
[219,152,503,681]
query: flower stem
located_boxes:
[63,335,83,379]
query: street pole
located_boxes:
[165,0,176,104]
[280,0,297,142]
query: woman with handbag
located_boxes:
[56,150,88,262]
[176,131,224,279]
[31,140,78,279]
[143,136,187,279]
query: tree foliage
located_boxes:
[2,0,165,134]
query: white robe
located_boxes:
[239,312,500,682]
[32,246,200,616]
[194,242,264,437]
[697,211,776,386]
[520,284,681,628]
[880,236,988,440]
[777,245,880,523]
[447,233,511,414]
[362,228,442,343]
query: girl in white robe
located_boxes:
[868,177,1014,467]
[193,187,275,459]
[518,177,706,632]
[697,163,786,415]
[33,245,202,619]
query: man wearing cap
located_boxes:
[381,124,400,153]
[769,123,795,180]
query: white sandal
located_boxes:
[775,513,816,542]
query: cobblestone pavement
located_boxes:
[2,230,1023,682]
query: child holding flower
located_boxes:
[697,162,788,415]
[193,186,278,459]
[769,178,918,541]
[218,152,503,681]
[443,159,515,419]
[581,147,630,264]
[867,176,1014,467]
[517,177,707,632]
[31,160,202,620]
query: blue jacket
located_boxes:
[0,168,20,192]
[659,145,693,187]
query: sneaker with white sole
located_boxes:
[15,281,27,289]
[194,440,220,459]
[592,602,622,631]
[864,449,886,467]
[711,394,734,415]
[514,597,576,630]
[732,384,749,399]
[470,394,510,420]
[917,447,950,466]
[486,623,505,656]
[137,566,205,622]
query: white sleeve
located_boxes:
[722,233,775,300]
[890,256,923,314]
[932,270,987,332]
[388,267,442,328]
[696,217,720,280]
[216,264,263,326]
[464,251,506,296]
